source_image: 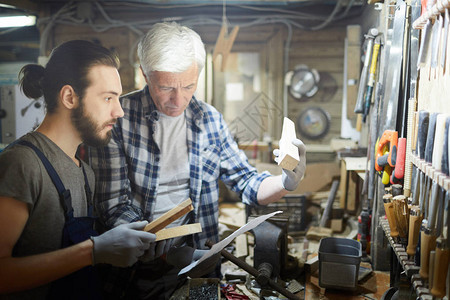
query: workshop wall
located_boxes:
[42,22,348,147]
[44,25,136,94]
[287,26,346,145]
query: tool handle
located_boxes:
[375,138,387,172]
[363,42,381,121]
[376,131,398,171]
[428,180,440,230]
[425,113,438,164]
[394,138,406,180]
[393,195,409,238]
[442,117,450,176]
[362,86,373,123]
[429,251,436,288]
[382,165,392,185]
[407,211,423,256]
[417,110,430,160]
[388,136,398,167]
[404,98,417,196]
[377,130,399,167]
[419,231,437,279]
[377,154,389,167]
[354,37,375,114]
[431,246,450,298]
[384,202,399,238]
[432,114,448,171]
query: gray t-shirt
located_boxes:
[0,131,95,300]
[153,112,190,246]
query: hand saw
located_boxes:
[379,1,407,134]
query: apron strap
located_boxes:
[16,140,75,218]
[80,164,94,216]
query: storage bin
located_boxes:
[318,237,362,290]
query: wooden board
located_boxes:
[278,117,300,171]
[155,223,202,241]
[144,198,193,233]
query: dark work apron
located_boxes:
[15,141,102,300]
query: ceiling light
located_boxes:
[0,15,36,28]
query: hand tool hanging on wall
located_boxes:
[423,113,438,218]
[363,37,381,123]
[375,1,407,188]
[412,110,429,266]
[417,0,436,70]
[432,114,449,173]
[393,195,409,243]
[430,116,450,297]
[394,0,415,184]
[375,130,398,184]
[430,184,448,297]
[379,0,406,135]
[354,28,379,114]
[405,0,422,198]
[375,136,393,186]
[415,111,430,207]
[360,37,384,259]
[440,8,449,73]
[430,7,443,76]
[419,112,439,280]
[407,205,422,258]
[368,80,384,202]
[442,118,450,177]
[383,193,400,240]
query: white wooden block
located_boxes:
[278,117,300,171]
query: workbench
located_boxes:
[339,156,366,213]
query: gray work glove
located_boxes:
[139,238,173,262]
[91,221,156,267]
[273,138,307,191]
[166,246,221,278]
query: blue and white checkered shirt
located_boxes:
[89,86,270,248]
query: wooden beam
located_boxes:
[144,198,193,233]
[155,223,202,241]
[277,117,300,171]
[212,23,239,72]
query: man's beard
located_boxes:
[71,102,115,148]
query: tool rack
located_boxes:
[410,155,450,193]
[380,218,434,299]
[380,152,450,300]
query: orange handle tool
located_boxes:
[376,130,399,171]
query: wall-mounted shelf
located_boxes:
[410,153,450,192]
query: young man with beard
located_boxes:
[0,40,162,300]
[90,22,306,299]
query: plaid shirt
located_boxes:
[89,86,270,248]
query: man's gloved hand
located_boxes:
[139,239,173,262]
[166,246,221,277]
[273,138,306,191]
[91,221,156,267]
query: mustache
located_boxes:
[103,119,118,127]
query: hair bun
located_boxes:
[19,64,45,99]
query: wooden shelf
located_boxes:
[410,154,450,192]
